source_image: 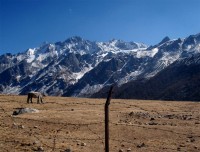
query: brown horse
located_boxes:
[27,92,44,104]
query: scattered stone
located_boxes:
[127,148,131,151]
[186,136,195,142]
[12,123,24,129]
[128,111,150,118]
[81,142,86,146]
[181,115,192,120]
[150,118,155,121]
[37,146,44,151]
[129,112,134,116]
[177,147,181,151]
[34,126,38,128]
[21,143,31,146]
[194,146,198,149]
[164,114,175,119]
[12,108,39,116]
[137,143,145,148]
[162,122,167,125]
[12,123,18,128]
[64,148,72,152]
[33,141,40,145]
[71,109,74,111]
[19,125,25,129]
[195,121,200,124]
[187,135,193,138]
[119,149,123,152]
[121,144,125,147]
[163,114,193,120]
[148,122,158,125]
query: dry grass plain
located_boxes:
[0,95,200,152]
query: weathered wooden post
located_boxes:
[105,86,113,152]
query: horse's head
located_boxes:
[42,92,48,97]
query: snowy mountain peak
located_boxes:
[64,36,84,44]
[159,36,170,45]
[26,48,37,56]
[1,33,200,97]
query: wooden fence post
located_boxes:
[105,86,113,152]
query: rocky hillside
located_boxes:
[0,33,200,100]
[93,53,200,101]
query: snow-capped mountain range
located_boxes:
[94,52,200,101]
[0,33,200,98]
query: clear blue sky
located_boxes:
[0,0,200,55]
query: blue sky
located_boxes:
[0,0,200,55]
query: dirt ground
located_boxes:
[0,95,199,152]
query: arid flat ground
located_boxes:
[0,95,200,152]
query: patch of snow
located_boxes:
[194,44,200,53]
[101,53,108,57]
[136,48,158,58]
[27,54,35,63]
[31,62,43,68]
[134,42,148,48]
[53,50,59,56]
[158,52,180,67]
[27,48,36,55]
[97,41,147,54]
[78,84,103,97]
[2,85,21,94]
[49,44,55,50]
[77,50,86,55]
[73,64,93,80]
[116,49,139,54]
[38,81,58,94]
[103,59,112,62]
[118,69,143,85]
[17,54,26,62]
[187,45,192,50]
[16,75,21,82]
[37,52,51,62]
[145,52,181,79]
[117,60,129,72]
[28,74,34,78]
[151,48,159,56]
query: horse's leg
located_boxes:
[27,94,30,103]
[41,97,43,104]
[31,96,33,103]
[37,96,39,104]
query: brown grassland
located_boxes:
[0,95,199,152]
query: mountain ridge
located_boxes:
[93,53,200,101]
[0,33,200,100]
